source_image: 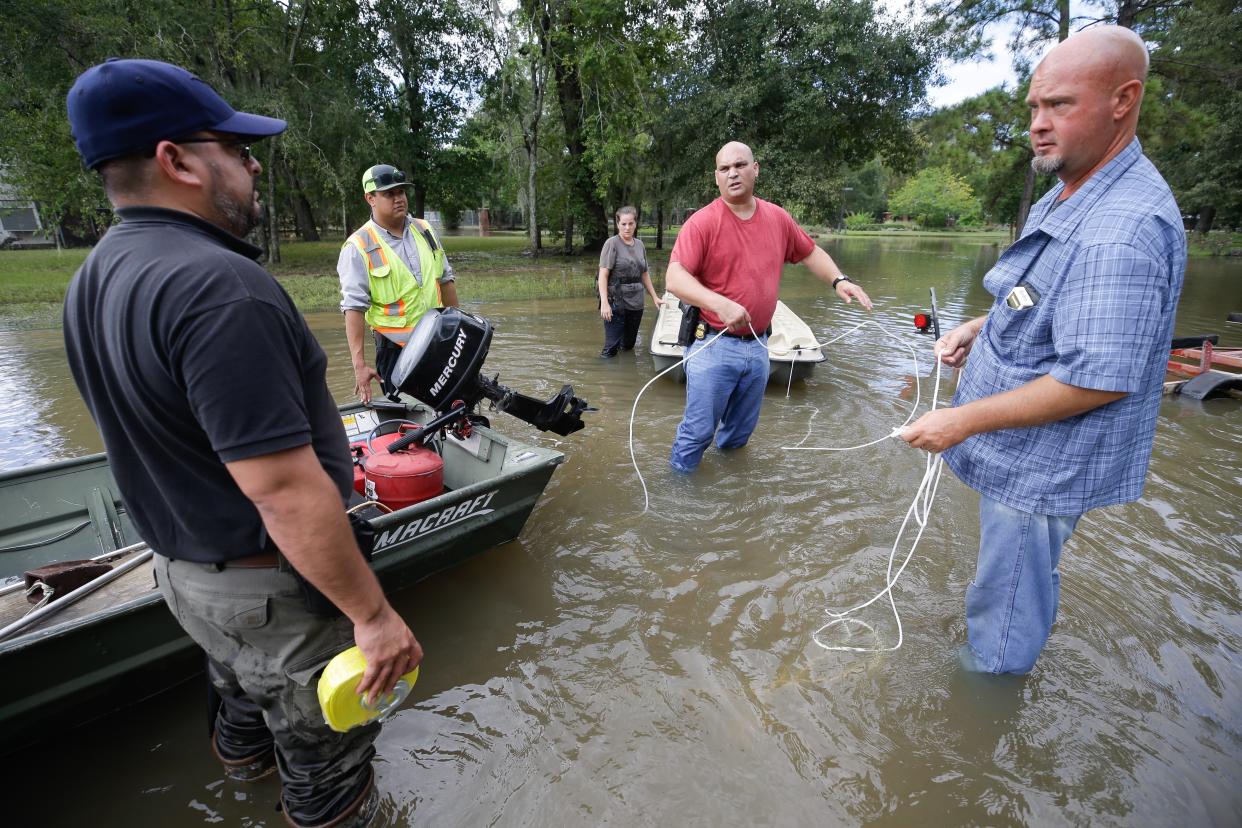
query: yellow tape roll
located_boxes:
[317,645,420,733]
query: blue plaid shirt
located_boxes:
[944,139,1186,515]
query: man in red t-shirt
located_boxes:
[667,141,872,472]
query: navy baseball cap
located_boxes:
[67,58,287,169]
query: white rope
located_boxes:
[629,328,730,512]
[783,319,923,452]
[810,351,946,654]
[626,310,950,656]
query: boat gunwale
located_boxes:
[0,420,564,654]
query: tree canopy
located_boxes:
[0,0,1235,250]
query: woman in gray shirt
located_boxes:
[597,206,662,357]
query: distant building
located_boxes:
[0,168,48,247]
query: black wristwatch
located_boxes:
[831,275,852,290]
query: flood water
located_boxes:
[1,235,1240,826]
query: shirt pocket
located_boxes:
[986,234,1069,342]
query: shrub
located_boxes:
[889,167,982,229]
[843,211,876,231]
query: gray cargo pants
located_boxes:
[154,555,379,826]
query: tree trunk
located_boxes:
[550,9,608,252]
[1058,0,1070,40]
[394,32,428,220]
[412,183,426,220]
[267,140,281,264]
[1116,0,1139,29]
[1015,163,1036,237]
[1195,206,1216,233]
[527,146,539,253]
[563,213,573,255]
[281,160,320,242]
[656,201,664,249]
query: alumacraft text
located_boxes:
[373,489,498,552]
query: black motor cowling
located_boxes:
[389,308,592,436]
[391,307,492,409]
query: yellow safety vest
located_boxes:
[346,218,446,345]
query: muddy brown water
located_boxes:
[0,236,1239,826]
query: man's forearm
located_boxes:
[344,310,370,369]
[902,373,1127,452]
[229,447,388,625]
[957,374,1126,437]
[440,280,459,308]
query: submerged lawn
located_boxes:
[0,230,681,329]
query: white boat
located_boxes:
[649,291,826,384]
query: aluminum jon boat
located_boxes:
[649,291,826,384]
[0,399,566,754]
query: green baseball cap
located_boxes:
[362,164,411,193]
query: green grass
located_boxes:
[825,227,1011,240]
[0,248,89,304]
[1187,231,1242,258]
[0,232,680,327]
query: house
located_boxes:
[0,169,50,248]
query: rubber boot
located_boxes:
[282,769,379,828]
[211,729,277,782]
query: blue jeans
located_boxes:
[669,335,769,472]
[963,495,1082,674]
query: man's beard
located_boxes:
[1031,154,1064,175]
[207,159,260,237]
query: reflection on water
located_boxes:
[1,236,1239,825]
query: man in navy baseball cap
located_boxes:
[62,57,418,828]
[67,58,286,169]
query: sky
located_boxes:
[916,1,1100,109]
[928,48,1019,108]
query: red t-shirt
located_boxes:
[670,197,817,333]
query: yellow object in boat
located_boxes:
[317,646,420,733]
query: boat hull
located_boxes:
[0,403,563,753]
[649,293,826,386]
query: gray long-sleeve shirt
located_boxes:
[337,218,455,313]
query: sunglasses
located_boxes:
[369,170,406,190]
[174,138,253,162]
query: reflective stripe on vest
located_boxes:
[360,226,388,271]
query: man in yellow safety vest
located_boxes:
[337,164,459,402]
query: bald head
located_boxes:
[714,141,760,206]
[1038,26,1148,92]
[715,142,754,167]
[1027,27,1149,194]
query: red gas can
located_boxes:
[350,426,445,509]
[350,443,370,495]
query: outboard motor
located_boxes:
[389,308,592,436]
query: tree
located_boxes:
[517,0,681,252]
[662,0,938,222]
[1144,0,1242,230]
[367,0,489,219]
[889,166,982,226]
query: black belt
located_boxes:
[703,323,770,341]
[211,550,280,570]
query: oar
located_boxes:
[0,548,154,643]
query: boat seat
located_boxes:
[84,485,125,554]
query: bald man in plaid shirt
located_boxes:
[901,27,1186,674]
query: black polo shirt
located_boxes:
[64,207,353,563]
